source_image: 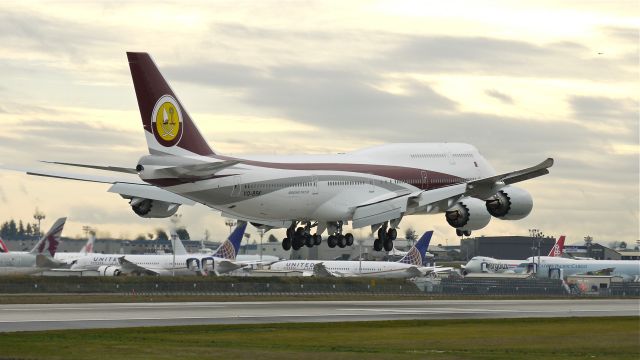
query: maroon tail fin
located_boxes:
[127,52,214,156]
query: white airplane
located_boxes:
[10,52,554,253]
[68,221,248,276]
[463,235,566,275]
[0,218,67,275]
[54,232,96,264]
[270,231,450,278]
[517,256,640,281]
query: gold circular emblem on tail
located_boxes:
[155,102,180,141]
[151,95,183,147]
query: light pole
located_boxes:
[33,209,45,238]
[257,228,265,263]
[224,219,236,235]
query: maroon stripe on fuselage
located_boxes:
[148,155,464,189]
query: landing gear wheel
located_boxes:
[305,234,313,248]
[327,235,337,248]
[292,236,303,250]
[344,233,354,246]
[387,228,397,240]
[463,230,472,237]
[295,227,305,236]
[377,228,386,241]
[373,238,383,251]
[337,234,346,248]
[313,234,322,246]
[383,238,393,252]
[282,237,291,251]
[456,229,464,237]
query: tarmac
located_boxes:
[1,299,638,332]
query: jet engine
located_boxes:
[445,197,491,231]
[97,266,122,276]
[485,186,533,220]
[130,198,180,218]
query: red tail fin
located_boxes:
[548,235,565,257]
[127,52,214,157]
[0,237,8,253]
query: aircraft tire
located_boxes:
[387,228,397,240]
[282,237,292,251]
[327,235,337,248]
[305,234,313,247]
[373,238,382,251]
[377,228,386,241]
[456,229,464,237]
[313,234,322,246]
[337,234,346,248]
[383,238,393,252]
[463,230,472,237]
[292,237,303,251]
[345,233,354,246]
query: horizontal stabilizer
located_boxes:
[41,161,138,174]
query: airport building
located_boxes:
[460,236,556,260]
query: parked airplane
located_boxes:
[462,235,566,275]
[0,237,8,253]
[270,231,449,278]
[518,256,640,281]
[10,52,554,252]
[68,221,248,276]
[0,218,67,275]
[54,232,96,264]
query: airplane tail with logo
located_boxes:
[397,231,433,266]
[127,52,214,157]
[30,218,66,256]
[212,221,247,260]
[548,235,565,257]
[0,237,8,253]
[79,232,95,254]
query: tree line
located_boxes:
[0,219,40,240]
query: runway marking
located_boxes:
[0,305,225,311]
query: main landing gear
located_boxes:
[281,222,323,251]
[281,221,354,251]
[456,229,472,237]
[373,223,397,252]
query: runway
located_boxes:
[1,299,637,332]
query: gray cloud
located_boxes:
[485,89,514,104]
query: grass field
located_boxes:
[0,317,637,359]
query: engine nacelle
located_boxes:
[485,186,533,220]
[445,197,491,231]
[130,198,180,218]
[98,265,122,276]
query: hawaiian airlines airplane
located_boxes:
[0,218,66,275]
[11,52,553,253]
[270,231,449,278]
[462,235,566,275]
[68,221,248,276]
[517,256,640,281]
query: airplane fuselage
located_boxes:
[142,143,495,224]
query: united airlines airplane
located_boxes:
[13,52,554,252]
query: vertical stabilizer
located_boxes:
[212,221,247,260]
[170,228,188,256]
[30,218,66,256]
[548,235,565,257]
[79,233,95,254]
[0,237,8,253]
[127,52,214,157]
[397,231,433,266]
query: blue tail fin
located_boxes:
[212,221,247,260]
[397,231,432,266]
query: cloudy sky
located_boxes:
[0,1,637,246]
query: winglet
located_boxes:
[212,221,247,260]
[397,231,432,266]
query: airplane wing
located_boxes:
[2,165,197,206]
[313,262,336,277]
[351,158,553,228]
[465,158,554,198]
[117,256,161,276]
[214,259,245,275]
